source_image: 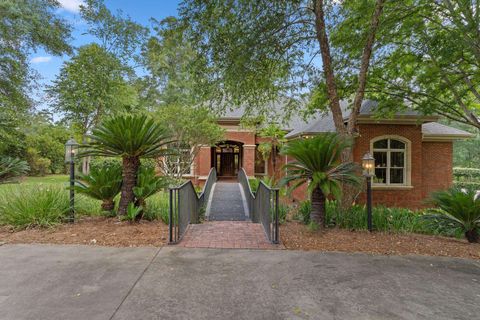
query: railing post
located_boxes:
[273,189,279,244]
[169,188,174,244]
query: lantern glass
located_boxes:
[65,138,79,163]
[362,152,375,177]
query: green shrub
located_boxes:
[453,167,480,180]
[453,181,480,189]
[121,203,143,222]
[423,187,480,243]
[89,157,122,172]
[298,200,312,224]
[0,156,29,183]
[26,148,51,176]
[143,192,169,223]
[249,178,259,193]
[0,186,69,228]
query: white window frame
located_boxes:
[370,135,412,187]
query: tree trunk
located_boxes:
[465,229,479,243]
[347,0,386,133]
[101,199,115,212]
[313,0,346,135]
[311,187,326,228]
[340,144,361,211]
[118,156,140,215]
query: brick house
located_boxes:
[188,100,472,208]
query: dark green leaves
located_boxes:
[83,114,174,159]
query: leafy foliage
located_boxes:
[280,134,361,227]
[48,44,137,136]
[154,104,224,179]
[74,165,123,212]
[143,192,170,223]
[0,157,29,183]
[83,114,173,214]
[0,0,71,113]
[423,187,480,243]
[133,166,167,208]
[84,114,173,158]
[25,148,51,177]
[0,186,69,229]
[141,16,200,107]
[80,0,148,65]
[281,134,361,198]
[121,203,143,222]
[365,0,480,130]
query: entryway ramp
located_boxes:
[207,182,248,221]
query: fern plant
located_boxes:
[423,186,480,243]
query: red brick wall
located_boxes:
[192,124,454,209]
[421,142,453,200]
[354,123,425,207]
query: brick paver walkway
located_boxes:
[177,221,283,249]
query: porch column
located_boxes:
[243,144,256,177]
[197,146,212,182]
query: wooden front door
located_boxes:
[220,153,235,176]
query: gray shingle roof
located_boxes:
[422,122,473,138]
[219,99,472,140]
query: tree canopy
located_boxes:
[365,0,480,131]
[48,43,137,136]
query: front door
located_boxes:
[213,142,243,177]
[221,153,235,176]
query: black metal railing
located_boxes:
[238,168,279,244]
[169,168,217,244]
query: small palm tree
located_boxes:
[74,165,123,212]
[83,114,173,215]
[424,187,480,243]
[280,134,361,228]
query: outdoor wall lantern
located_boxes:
[362,152,375,232]
[65,137,79,223]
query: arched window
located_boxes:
[371,137,410,186]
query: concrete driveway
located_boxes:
[0,245,479,320]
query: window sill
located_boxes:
[372,185,413,190]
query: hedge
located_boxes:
[453,167,480,180]
[453,181,480,189]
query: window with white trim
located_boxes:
[372,138,407,185]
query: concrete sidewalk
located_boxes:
[0,244,479,320]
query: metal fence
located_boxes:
[169,168,217,244]
[238,168,279,244]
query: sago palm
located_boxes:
[423,187,480,243]
[133,166,168,210]
[83,114,173,214]
[280,134,361,228]
[74,165,123,212]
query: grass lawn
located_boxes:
[0,175,69,191]
[20,174,69,185]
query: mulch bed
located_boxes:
[0,217,169,247]
[280,221,480,260]
[1,219,479,260]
